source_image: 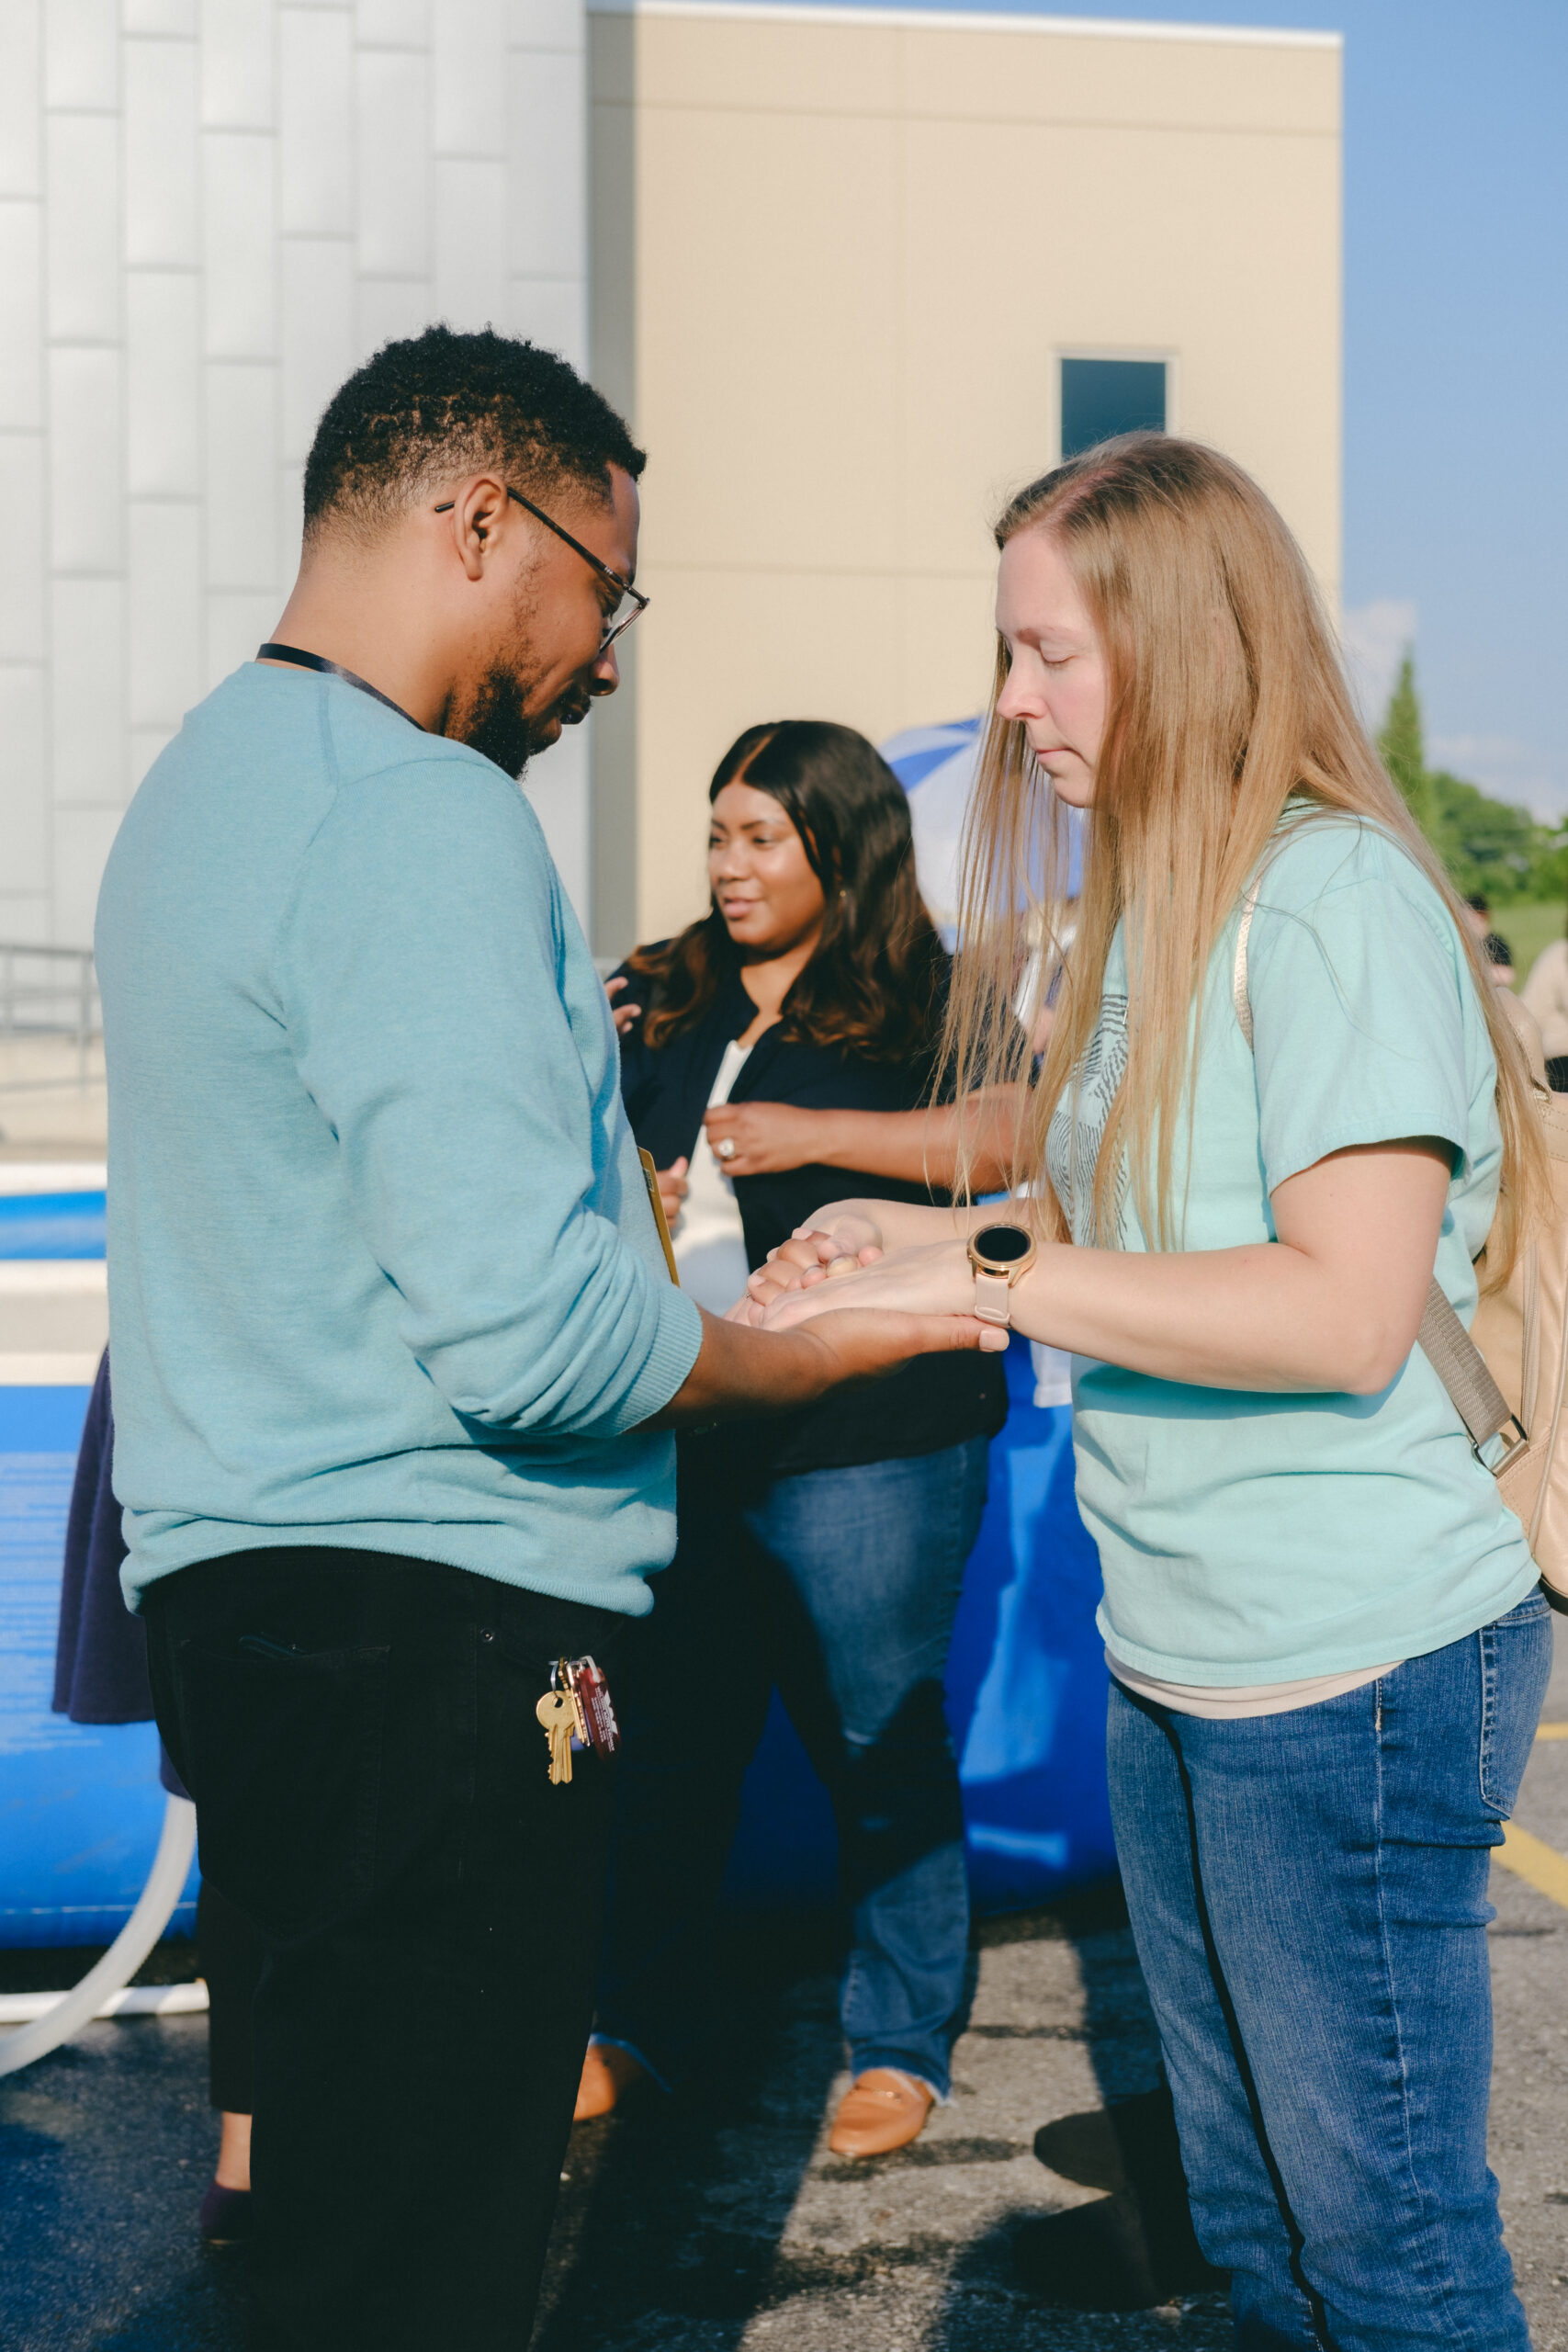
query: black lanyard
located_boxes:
[256,643,423,730]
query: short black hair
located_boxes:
[301,325,646,542]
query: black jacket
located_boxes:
[614,952,1009,1477]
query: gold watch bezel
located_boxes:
[967,1221,1038,1283]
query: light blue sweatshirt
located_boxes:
[96,664,704,1612]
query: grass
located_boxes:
[1496,899,1568,987]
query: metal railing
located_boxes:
[0,944,101,1089]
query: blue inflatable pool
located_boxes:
[0,1378,200,1948]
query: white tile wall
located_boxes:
[53,807,129,944]
[46,114,120,339]
[124,0,199,40]
[0,203,43,430]
[280,234,355,460]
[202,131,276,358]
[206,360,278,587]
[127,270,203,498]
[0,435,47,661]
[279,8,355,236]
[200,0,275,130]
[50,579,125,806]
[1,0,592,943]
[204,588,276,690]
[434,0,507,157]
[48,345,124,572]
[0,669,51,892]
[357,0,429,47]
[128,499,204,728]
[356,48,430,276]
[434,156,507,328]
[45,1,119,114]
[124,37,202,269]
[0,6,44,204]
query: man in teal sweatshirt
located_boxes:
[96,328,982,2349]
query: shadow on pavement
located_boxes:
[534,1905,848,2351]
[932,1883,1234,2346]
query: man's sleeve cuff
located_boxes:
[608,1284,705,1433]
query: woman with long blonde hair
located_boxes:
[742,436,1551,2346]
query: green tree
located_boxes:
[1377,651,1434,831]
[1372,653,1568,905]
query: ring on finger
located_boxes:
[716,1136,738,1162]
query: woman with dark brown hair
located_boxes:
[576,719,1013,2156]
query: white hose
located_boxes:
[0,1792,198,2077]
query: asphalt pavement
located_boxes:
[4,1629,1565,2352]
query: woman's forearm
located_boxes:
[806,1197,995,1250]
[785,1142,1452,1396]
[812,1090,1022,1192]
[1010,1240,1393,1393]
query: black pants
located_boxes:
[197,1875,265,2113]
[145,1547,624,2352]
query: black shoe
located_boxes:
[199,2182,253,2246]
[1019,2085,1227,2310]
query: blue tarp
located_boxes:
[0,1383,198,1948]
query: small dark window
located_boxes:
[1060,358,1167,459]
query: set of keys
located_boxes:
[536,1655,619,1785]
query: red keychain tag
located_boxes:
[556,1656,620,1759]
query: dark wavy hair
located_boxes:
[628,720,947,1062]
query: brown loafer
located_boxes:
[573,2040,648,2122]
[828,2068,937,2157]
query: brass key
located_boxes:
[536,1689,575,1785]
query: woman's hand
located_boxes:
[757,1239,1009,1352]
[605,976,641,1037]
[702,1100,829,1176]
[658,1158,689,1225]
[737,1206,886,1321]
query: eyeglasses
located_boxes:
[434,486,649,650]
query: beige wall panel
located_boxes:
[630,104,900,571]
[620,13,898,116]
[898,26,1338,135]
[632,566,904,940]
[590,6,1341,952]
[897,118,1340,585]
[899,571,1000,731]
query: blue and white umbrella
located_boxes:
[881,717,1083,945]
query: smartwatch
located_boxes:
[966,1222,1038,1328]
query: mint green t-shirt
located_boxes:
[1046,817,1539,1685]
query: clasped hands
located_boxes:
[727,1207,1011,1354]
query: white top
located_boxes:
[671,1038,754,1314]
[1106,1649,1403,1719]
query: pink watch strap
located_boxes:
[974,1268,1012,1326]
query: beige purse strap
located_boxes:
[1232,869,1526,1467]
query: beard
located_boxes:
[449,666,594,781]
[446,571,596,778]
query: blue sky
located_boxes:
[750,0,1568,816]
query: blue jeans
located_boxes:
[1108,1590,1551,2351]
[595,1436,990,2096]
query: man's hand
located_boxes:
[757,1239,1009,1351]
[642,1296,995,1426]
